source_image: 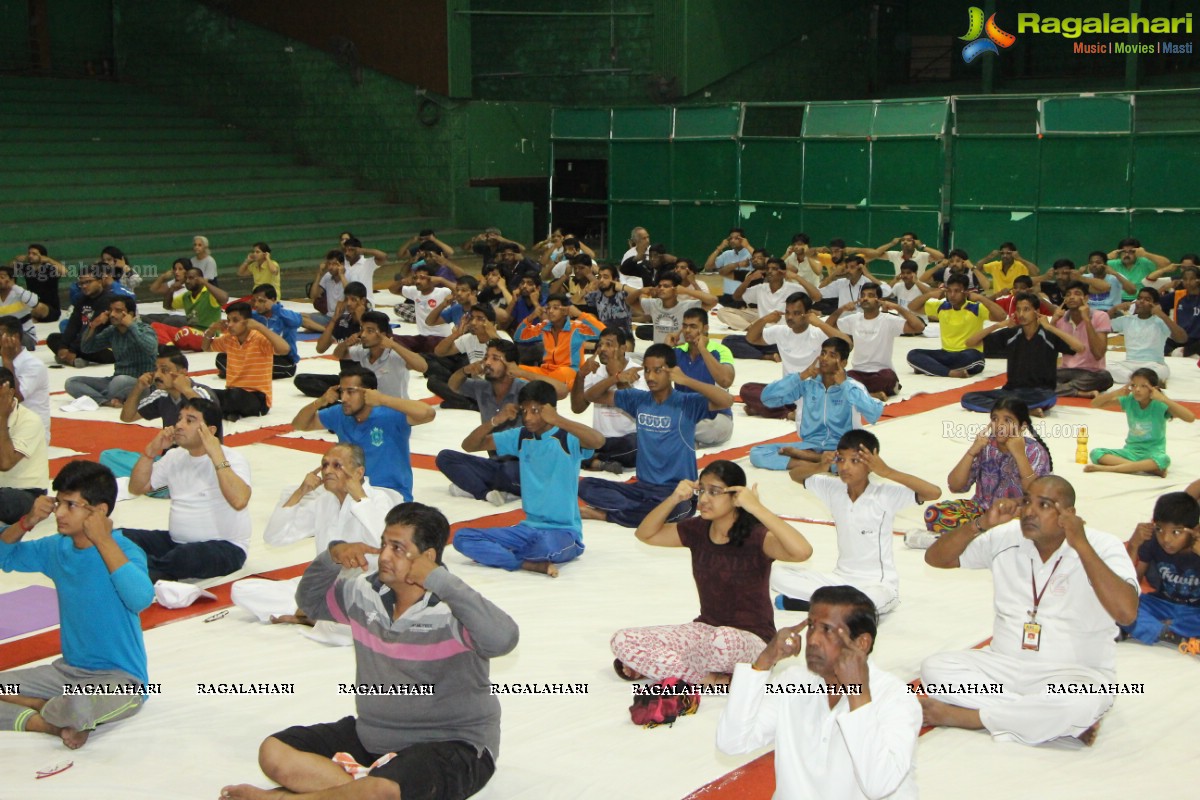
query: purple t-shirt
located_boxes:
[678,517,775,643]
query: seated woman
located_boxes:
[611,460,813,684]
[142,258,189,327]
[1086,368,1195,477]
[907,396,1050,550]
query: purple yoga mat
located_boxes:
[0,585,60,640]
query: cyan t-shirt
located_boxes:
[494,426,592,534]
[1111,314,1169,363]
[319,405,414,501]
[615,388,710,485]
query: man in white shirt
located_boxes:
[828,283,925,399]
[126,397,252,581]
[705,228,754,300]
[820,255,895,307]
[717,584,921,800]
[920,475,1139,747]
[0,366,48,523]
[571,327,644,473]
[0,316,49,441]
[393,263,454,353]
[851,231,945,278]
[341,235,387,288]
[888,260,931,322]
[721,258,823,359]
[740,292,848,418]
[230,443,400,642]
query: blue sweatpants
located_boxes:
[435,450,521,500]
[906,348,985,377]
[453,523,584,571]
[749,441,828,471]
[1120,593,1200,644]
[577,478,693,528]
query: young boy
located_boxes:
[771,430,940,615]
[453,380,604,577]
[0,461,153,748]
[1121,491,1200,650]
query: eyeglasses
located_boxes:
[694,486,735,498]
[52,498,92,512]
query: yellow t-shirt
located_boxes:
[983,260,1028,294]
[248,260,281,295]
[931,300,987,351]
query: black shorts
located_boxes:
[271,716,495,800]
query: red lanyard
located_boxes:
[1029,557,1063,622]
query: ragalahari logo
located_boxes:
[960,7,1017,63]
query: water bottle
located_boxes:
[1075,425,1089,464]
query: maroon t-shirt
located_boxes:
[677,516,776,643]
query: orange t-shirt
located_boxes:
[210,329,275,406]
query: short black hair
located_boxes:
[837,429,879,453]
[469,303,496,322]
[845,254,866,267]
[948,248,969,260]
[360,311,391,332]
[109,295,137,315]
[181,397,224,441]
[487,338,518,363]
[859,282,882,298]
[52,460,118,517]
[1137,286,1161,303]
[1064,280,1091,295]
[791,233,811,245]
[0,366,13,388]
[822,337,851,361]
[339,365,378,390]
[1012,291,1041,310]
[517,379,558,408]
[384,502,451,565]
[1152,492,1200,528]
[1053,258,1075,271]
[945,273,970,290]
[344,281,369,299]
[682,306,708,324]
[785,291,812,311]
[546,293,571,307]
[413,262,436,277]
[656,272,682,287]
[810,585,878,654]
[253,242,271,254]
[599,326,629,346]
[643,343,677,368]
[0,316,22,338]
[497,242,521,254]
[828,238,846,248]
[1013,275,1034,289]
[252,284,278,301]
[457,274,479,292]
[158,345,189,371]
[900,260,918,273]
[325,249,345,263]
[343,236,363,248]
[225,301,253,319]
[28,243,48,256]
[1118,237,1140,249]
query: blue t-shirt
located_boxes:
[253,303,302,363]
[441,302,465,327]
[674,342,734,419]
[1086,273,1122,311]
[494,426,593,535]
[319,405,414,501]
[1138,535,1200,607]
[615,388,710,485]
[0,531,152,685]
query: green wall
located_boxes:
[554,90,1200,267]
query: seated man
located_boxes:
[828,282,925,400]
[0,461,153,749]
[428,303,498,409]
[887,260,931,324]
[1120,491,1200,649]
[1109,286,1188,386]
[906,274,1007,378]
[630,271,716,344]
[454,380,603,577]
[45,263,115,368]
[740,292,846,418]
[437,339,568,505]
[716,585,921,799]
[293,282,373,397]
[220,502,519,800]
[203,301,293,421]
[819,254,893,309]
[572,328,644,474]
[960,292,1085,414]
[851,230,944,277]
[1160,263,1200,357]
[66,295,158,407]
[0,316,49,442]
[232,443,401,641]
[773,431,940,615]
[579,343,733,527]
[1083,251,1136,314]
[391,262,454,353]
[514,293,602,388]
[920,475,1139,747]
[238,284,302,379]
[291,367,436,501]
[719,257,821,360]
[980,242,1040,293]
[1054,282,1114,398]
[1031,258,1109,308]
[675,306,735,448]
[334,310,427,399]
[175,264,230,338]
[127,398,251,581]
[120,346,218,427]
[749,338,884,485]
[0,264,48,350]
[0,367,49,524]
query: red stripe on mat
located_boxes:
[880,374,1006,418]
[682,637,994,800]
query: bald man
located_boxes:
[919,475,1138,747]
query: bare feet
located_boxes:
[60,727,89,749]
[1077,390,1099,399]
[1029,408,1045,417]
[219,785,279,800]
[948,368,969,379]
[870,391,889,402]
[107,398,124,408]
[1077,720,1101,747]
[579,505,608,521]
[918,695,984,730]
[614,660,644,680]
[270,612,315,627]
[520,560,559,578]
[786,410,796,421]
[1082,464,1100,473]
[702,672,732,686]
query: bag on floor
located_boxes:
[629,678,700,728]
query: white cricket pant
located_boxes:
[769,566,900,615]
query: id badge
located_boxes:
[1022,622,1042,651]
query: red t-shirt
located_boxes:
[677,516,775,643]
